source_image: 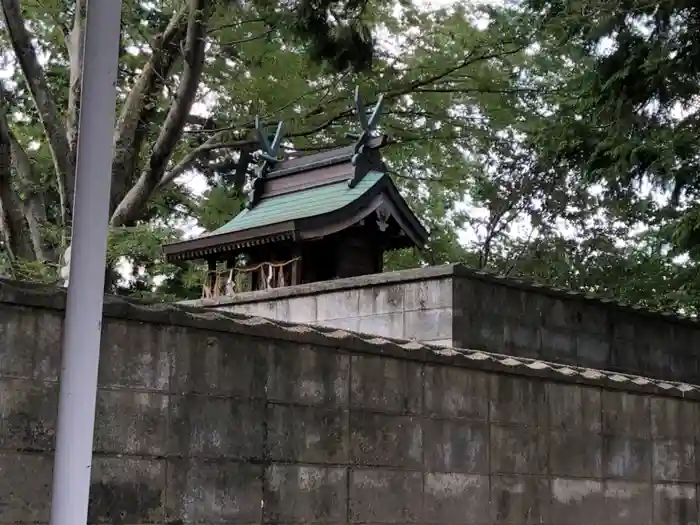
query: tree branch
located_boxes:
[207,18,267,33]
[65,0,86,204]
[111,0,212,227]
[183,80,342,135]
[220,29,274,47]
[155,130,229,191]
[143,41,532,200]
[110,5,190,211]
[414,86,549,95]
[387,43,529,100]
[156,107,356,190]
[155,89,464,191]
[1,0,72,226]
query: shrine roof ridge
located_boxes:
[269,135,387,179]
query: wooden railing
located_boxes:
[201,258,300,299]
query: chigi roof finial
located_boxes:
[346,86,387,188]
[247,117,285,209]
[347,86,385,140]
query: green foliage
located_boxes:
[517,0,700,237]
[195,185,245,232]
[6,0,700,316]
[0,253,60,283]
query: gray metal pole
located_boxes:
[49,1,123,524]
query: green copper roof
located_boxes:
[208,170,386,237]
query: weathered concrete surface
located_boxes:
[191,264,700,384]
[451,269,700,384]
[195,270,455,346]
[1,279,699,524]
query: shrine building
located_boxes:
[163,90,428,298]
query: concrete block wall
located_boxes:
[215,274,454,346]
[1,280,700,524]
[192,264,700,385]
[453,270,700,384]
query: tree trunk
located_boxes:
[111,0,212,227]
[1,0,73,226]
[65,0,87,205]
[7,128,48,261]
[0,109,35,261]
[109,6,189,214]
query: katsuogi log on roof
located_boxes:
[163,88,429,293]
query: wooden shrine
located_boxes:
[163,88,429,297]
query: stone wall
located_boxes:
[1,280,699,524]
[452,269,700,384]
[191,264,700,384]
[195,267,454,346]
